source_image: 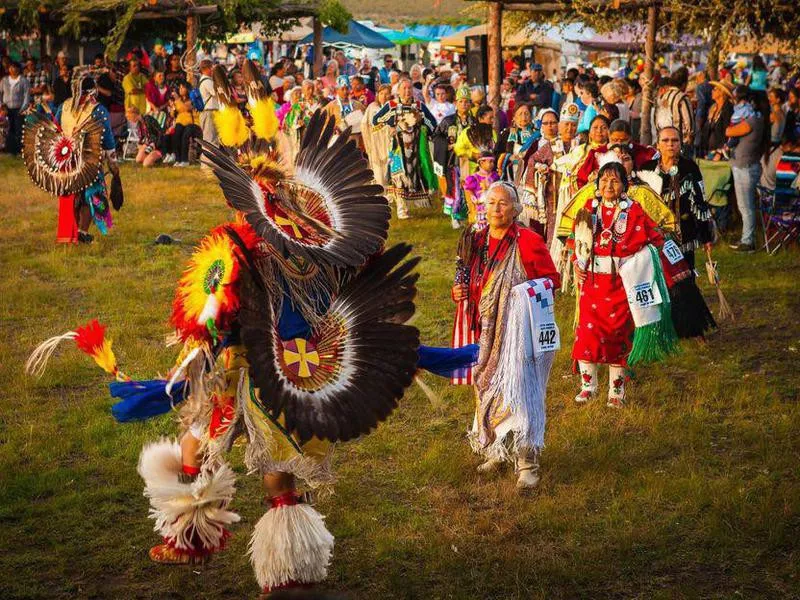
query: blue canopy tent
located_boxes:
[299,20,394,49]
[381,24,473,46]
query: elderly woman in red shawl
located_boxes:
[451,181,560,490]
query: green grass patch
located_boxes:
[0,155,798,598]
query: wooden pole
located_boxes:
[639,2,658,145]
[313,17,323,78]
[186,13,198,86]
[487,1,502,127]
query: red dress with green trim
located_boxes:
[571,198,663,365]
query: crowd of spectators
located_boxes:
[1,43,798,250]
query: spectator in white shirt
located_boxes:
[197,59,219,146]
[0,62,32,155]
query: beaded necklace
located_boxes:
[592,196,630,248]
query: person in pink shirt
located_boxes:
[144,70,170,113]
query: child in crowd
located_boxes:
[31,85,57,119]
[126,106,163,167]
[463,152,499,230]
[721,85,756,159]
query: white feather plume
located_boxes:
[25,331,77,377]
[138,439,240,552]
[197,293,220,326]
[249,502,334,590]
[636,169,664,196]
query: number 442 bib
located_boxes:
[535,322,560,353]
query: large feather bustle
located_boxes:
[138,439,240,552]
[239,243,421,443]
[200,109,390,269]
[23,112,104,196]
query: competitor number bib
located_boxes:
[535,322,560,353]
[662,239,684,265]
[628,281,662,309]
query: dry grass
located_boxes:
[0,154,799,599]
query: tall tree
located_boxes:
[6,0,350,60]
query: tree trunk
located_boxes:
[707,26,722,80]
[639,2,659,146]
[38,12,47,60]
[313,17,323,78]
[186,13,198,86]
[487,1,502,129]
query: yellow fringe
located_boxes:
[251,98,278,141]
[213,106,250,147]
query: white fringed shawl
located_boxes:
[486,277,559,452]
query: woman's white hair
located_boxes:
[487,181,523,217]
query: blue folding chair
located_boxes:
[759,153,800,254]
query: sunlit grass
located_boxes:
[0,154,798,598]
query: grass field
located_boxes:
[0,154,799,599]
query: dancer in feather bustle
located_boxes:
[26,60,421,596]
[22,72,122,244]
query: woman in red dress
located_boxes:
[572,160,663,408]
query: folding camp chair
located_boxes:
[120,123,140,161]
[758,153,800,254]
